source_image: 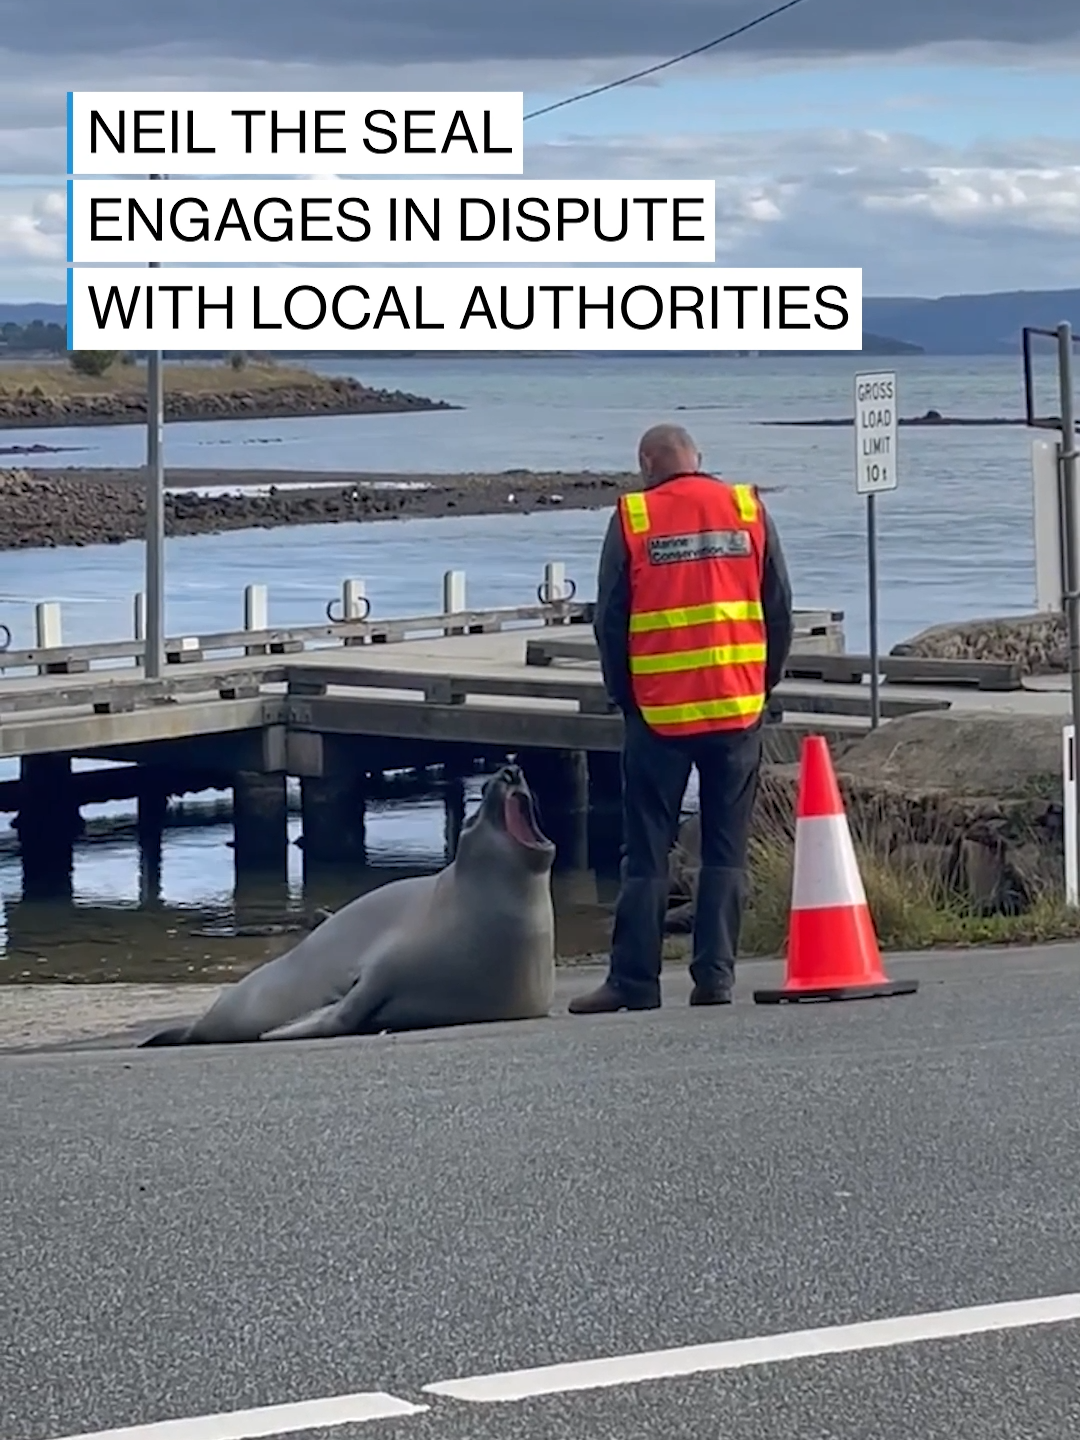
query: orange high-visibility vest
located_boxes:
[617,474,768,737]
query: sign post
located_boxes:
[143,173,165,681]
[854,371,899,729]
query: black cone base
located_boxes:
[753,978,919,1005]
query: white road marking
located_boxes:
[39,1290,1080,1437]
[423,1291,1080,1403]
[46,1392,427,1440]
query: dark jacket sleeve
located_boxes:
[593,511,634,713]
[761,507,794,696]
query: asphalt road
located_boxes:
[5,945,1080,1440]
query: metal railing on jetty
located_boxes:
[0,561,846,687]
[0,563,592,679]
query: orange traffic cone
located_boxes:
[753,735,919,1004]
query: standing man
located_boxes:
[569,423,794,1014]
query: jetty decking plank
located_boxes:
[286,664,948,721]
[785,652,1024,691]
[0,698,270,760]
[527,634,1024,692]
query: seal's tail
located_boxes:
[138,1025,190,1048]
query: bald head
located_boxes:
[637,424,702,486]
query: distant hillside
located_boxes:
[0,302,65,326]
[5,289,1078,356]
[0,310,919,360]
[863,289,1080,356]
[846,332,923,356]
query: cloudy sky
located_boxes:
[2,0,1079,303]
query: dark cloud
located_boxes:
[3,0,1079,65]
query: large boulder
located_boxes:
[667,712,1066,924]
[892,611,1068,675]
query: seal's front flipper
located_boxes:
[330,972,395,1036]
[138,1024,191,1048]
[260,1003,342,1042]
[260,973,388,1042]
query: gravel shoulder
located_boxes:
[0,983,223,1051]
[0,961,610,1052]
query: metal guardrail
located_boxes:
[2,561,849,678]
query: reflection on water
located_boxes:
[0,775,627,985]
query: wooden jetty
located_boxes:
[1,566,1066,892]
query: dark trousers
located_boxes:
[607,710,762,1005]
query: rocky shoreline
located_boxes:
[0,465,638,550]
[760,410,1025,428]
[0,374,456,429]
[892,612,1070,675]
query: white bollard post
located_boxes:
[542,561,570,625]
[35,600,61,649]
[341,578,369,646]
[34,600,64,677]
[133,592,146,643]
[342,578,367,619]
[442,569,467,636]
[543,561,567,602]
[244,583,269,632]
[243,583,269,656]
[443,569,467,614]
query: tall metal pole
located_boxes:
[1056,322,1080,891]
[144,172,165,679]
[867,490,880,728]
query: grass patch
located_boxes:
[704,786,1079,959]
[0,356,334,399]
[738,838,1080,958]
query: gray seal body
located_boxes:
[139,763,556,1046]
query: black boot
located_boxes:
[568,980,660,1015]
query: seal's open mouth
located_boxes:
[503,789,550,849]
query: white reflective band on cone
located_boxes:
[790,813,868,911]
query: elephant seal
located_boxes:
[138,763,556,1046]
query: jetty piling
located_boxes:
[233,770,290,876]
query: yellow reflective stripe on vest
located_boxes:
[731,484,758,522]
[629,642,767,675]
[639,693,765,726]
[622,491,650,534]
[628,599,764,634]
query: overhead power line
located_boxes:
[523,0,811,121]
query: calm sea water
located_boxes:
[0,351,1055,982]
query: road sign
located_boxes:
[854,370,898,495]
[853,370,899,730]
